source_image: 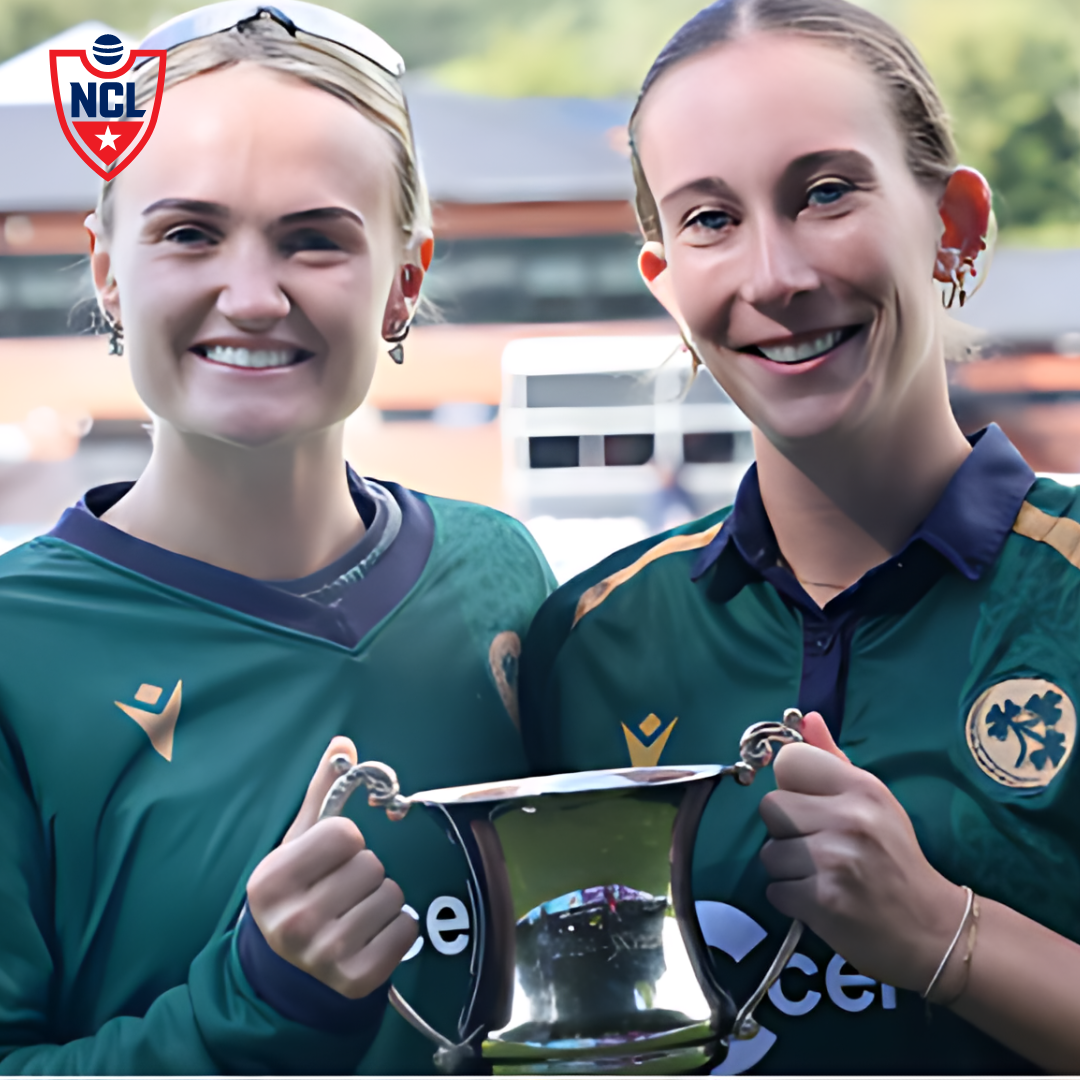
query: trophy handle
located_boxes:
[723,707,807,785]
[723,708,807,1041]
[319,758,477,1073]
[387,986,480,1073]
[731,918,804,1040]
[319,757,413,821]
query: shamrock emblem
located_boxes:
[985,690,1068,771]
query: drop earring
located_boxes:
[105,314,124,356]
[385,321,410,365]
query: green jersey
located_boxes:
[0,473,555,1075]
[521,426,1075,1074]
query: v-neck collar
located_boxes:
[47,467,434,649]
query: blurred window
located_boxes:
[0,256,96,338]
[683,432,736,464]
[529,436,579,468]
[422,235,663,323]
[604,433,653,466]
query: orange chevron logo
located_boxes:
[115,681,182,761]
[622,712,678,767]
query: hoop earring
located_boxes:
[385,321,410,365]
[105,314,124,356]
[937,253,978,310]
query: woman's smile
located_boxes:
[737,324,865,369]
[190,340,316,371]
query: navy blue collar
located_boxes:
[47,468,434,649]
[691,424,1035,613]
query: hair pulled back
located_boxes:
[629,0,957,241]
[98,15,431,242]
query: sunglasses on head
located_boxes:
[136,0,404,76]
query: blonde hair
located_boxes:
[97,15,431,241]
[630,0,956,242]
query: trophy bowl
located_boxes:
[320,710,806,1074]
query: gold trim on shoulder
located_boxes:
[1012,501,1080,568]
[572,522,724,628]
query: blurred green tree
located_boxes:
[2,0,1079,241]
[871,0,1080,240]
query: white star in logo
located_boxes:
[95,126,120,150]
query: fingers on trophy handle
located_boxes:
[318,757,413,822]
[723,706,805,1040]
[315,765,469,1068]
[729,706,805,785]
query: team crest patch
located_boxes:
[489,631,521,728]
[965,678,1076,789]
[50,33,166,180]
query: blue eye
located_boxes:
[686,208,733,231]
[807,180,853,207]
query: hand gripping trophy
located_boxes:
[319,710,808,1074]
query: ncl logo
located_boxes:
[50,33,166,180]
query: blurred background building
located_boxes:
[1,0,1080,578]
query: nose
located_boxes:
[738,216,820,309]
[215,235,290,329]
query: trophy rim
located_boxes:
[408,763,724,806]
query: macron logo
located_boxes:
[115,680,182,761]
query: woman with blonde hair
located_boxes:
[523,0,1080,1071]
[0,3,553,1073]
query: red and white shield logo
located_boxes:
[50,37,166,181]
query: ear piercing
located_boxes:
[935,250,977,309]
[384,321,410,365]
[934,165,994,309]
[104,313,124,356]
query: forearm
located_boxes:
[0,983,218,1076]
[949,897,1080,1074]
[0,930,384,1076]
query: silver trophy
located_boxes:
[320,709,806,1074]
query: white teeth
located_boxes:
[202,345,296,369]
[759,330,844,364]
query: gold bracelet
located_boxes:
[923,886,974,1001]
[936,894,981,1007]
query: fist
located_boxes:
[757,714,967,992]
[246,737,418,998]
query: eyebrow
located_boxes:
[142,198,229,218]
[785,149,877,180]
[279,207,365,229]
[659,149,878,213]
[140,201,365,229]
[660,175,738,214]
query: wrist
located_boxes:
[923,886,980,1005]
[237,908,390,1032]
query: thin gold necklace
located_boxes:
[778,555,847,591]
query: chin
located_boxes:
[181,407,322,450]
[752,390,871,446]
